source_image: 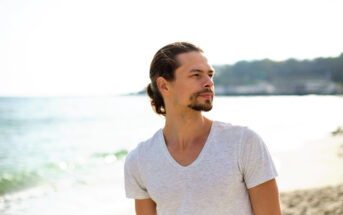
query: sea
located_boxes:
[0,95,342,214]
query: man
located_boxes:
[124,42,282,215]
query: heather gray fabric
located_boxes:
[124,121,279,215]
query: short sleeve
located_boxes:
[239,127,279,189]
[124,148,150,199]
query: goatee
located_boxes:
[187,89,214,112]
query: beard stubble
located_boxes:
[187,89,214,112]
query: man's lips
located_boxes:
[198,93,213,99]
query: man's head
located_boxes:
[147,42,215,116]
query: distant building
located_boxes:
[215,78,341,95]
[272,76,341,95]
[215,81,275,95]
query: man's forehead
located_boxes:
[176,51,209,67]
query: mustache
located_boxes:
[194,89,214,96]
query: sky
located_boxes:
[1,0,343,96]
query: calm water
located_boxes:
[0,95,342,214]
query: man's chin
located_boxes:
[202,107,213,112]
[187,103,213,112]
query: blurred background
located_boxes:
[1,0,343,214]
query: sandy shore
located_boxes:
[277,131,343,215]
[280,183,343,215]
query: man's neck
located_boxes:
[163,110,213,151]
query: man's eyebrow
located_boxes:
[189,69,215,73]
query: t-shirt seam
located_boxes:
[135,142,150,197]
[238,126,246,176]
[247,167,279,189]
[126,191,150,198]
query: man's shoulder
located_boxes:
[214,120,248,134]
[215,121,266,147]
[213,121,261,144]
[213,121,264,150]
[125,129,162,164]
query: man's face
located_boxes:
[169,51,215,112]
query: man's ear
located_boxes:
[156,77,170,96]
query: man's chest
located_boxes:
[166,142,206,167]
[141,149,243,205]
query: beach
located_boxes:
[280,183,343,215]
[1,96,343,215]
[278,131,343,215]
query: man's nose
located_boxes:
[203,75,214,88]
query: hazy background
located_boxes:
[1,0,343,96]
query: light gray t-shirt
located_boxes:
[124,121,279,215]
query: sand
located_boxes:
[277,132,343,215]
[280,183,343,215]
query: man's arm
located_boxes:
[248,178,282,215]
[135,198,157,215]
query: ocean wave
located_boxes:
[0,148,128,196]
[91,149,128,160]
[0,171,42,195]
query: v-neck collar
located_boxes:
[159,121,216,170]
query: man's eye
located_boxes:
[193,74,199,77]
